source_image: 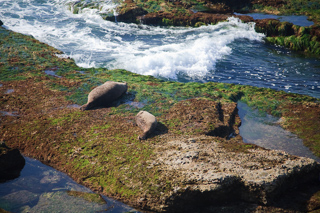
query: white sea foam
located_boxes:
[1,0,319,98]
[0,0,265,80]
[113,18,265,79]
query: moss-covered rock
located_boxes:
[165,98,240,137]
[139,11,254,26]
[1,26,320,212]
[255,19,320,55]
[106,2,148,23]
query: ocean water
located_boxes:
[234,12,314,27]
[0,157,138,212]
[0,0,319,98]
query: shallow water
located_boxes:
[125,100,145,109]
[5,89,14,94]
[0,157,139,212]
[238,102,320,162]
[44,70,62,78]
[0,111,19,116]
[235,12,314,26]
[0,0,319,98]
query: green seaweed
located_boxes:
[1,25,320,211]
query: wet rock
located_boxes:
[29,191,108,212]
[307,191,320,211]
[0,190,39,207]
[0,20,3,26]
[139,11,254,26]
[135,111,157,140]
[150,136,320,212]
[0,142,25,182]
[80,81,127,111]
[254,19,320,54]
[254,19,295,37]
[311,26,320,42]
[0,208,11,213]
[251,0,286,8]
[106,5,147,23]
[67,191,106,205]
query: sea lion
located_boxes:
[135,111,157,140]
[80,81,127,111]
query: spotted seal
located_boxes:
[135,111,157,140]
[80,81,127,111]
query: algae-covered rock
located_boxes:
[255,19,320,55]
[1,22,320,212]
[307,191,320,211]
[165,98,240,138]
[109,5,148,23]
[138,11,254,26]
[29,191,109,212]
[0,190,39,212]
[0,142,25,182]
[0,208,11,213]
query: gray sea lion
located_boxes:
[135,111,157,140]
[80,81,127,111]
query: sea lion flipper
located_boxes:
[80,103,88,111]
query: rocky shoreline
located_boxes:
[69,0,320,56]
[1,12,320,213]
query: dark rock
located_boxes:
[0,20,3,26]
[311,26,320,42]
[138,11,254,26]
[0,142,25,182]
[0,208,11,213]
[106,5,148,23]
[251,0,286,8]
[254,18,295,37]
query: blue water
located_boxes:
[237,102,320,162]
[0,157,139,212]
[235,12,314,26]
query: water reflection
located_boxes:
[0,111,19,116]
[44,70,62,78]
[237,101,320,162]
[5,89,14,94]
[0,157,139,213]
[234,13,314,26]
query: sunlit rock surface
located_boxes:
[150,136,320,212]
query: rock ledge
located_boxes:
[149,136,320,212]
